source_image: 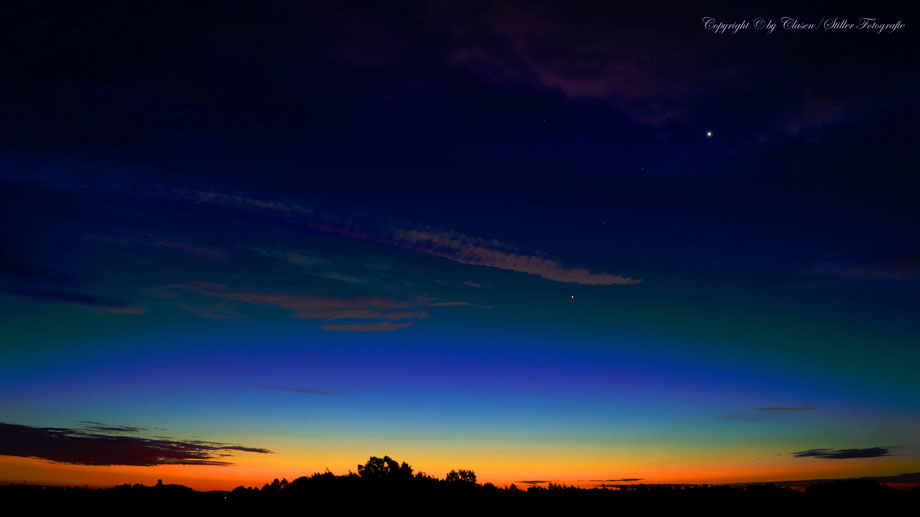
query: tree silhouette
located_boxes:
[357,456,413,481]
[1,467,915,512]
[445,469,477,484]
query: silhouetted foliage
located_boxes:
[357,455,413,481]
[2,457,917,514]
[445,469,477,484]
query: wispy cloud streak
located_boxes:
[390,228,640,285]
[757,407,817,411]
[818,257,920,281]
[259,385,343,396]
[793,447,891,459]
[161,282,423,321]
[320,321,414,332]
[159,282,443,331]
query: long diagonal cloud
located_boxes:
[0,422,271,466]
[390,228,640,286]
[185,191,641,286]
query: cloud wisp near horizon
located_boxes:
[77,421,168,433]
[793,448,892,460]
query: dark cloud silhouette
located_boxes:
[437,2,911,136]
[0,422,271,466]
[732,472,920,490]
[793,447,890,459]
[589,478,644,482]
[757,407,817,411]
[444,3,735,125]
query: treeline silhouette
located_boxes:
[2,456,917,514]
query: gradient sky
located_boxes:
[1,1,919,490]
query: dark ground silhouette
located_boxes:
[2,456,917,514]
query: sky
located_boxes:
[1,1,918,490]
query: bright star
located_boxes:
[706,130,713,138]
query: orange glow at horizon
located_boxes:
[2,451,917,492]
